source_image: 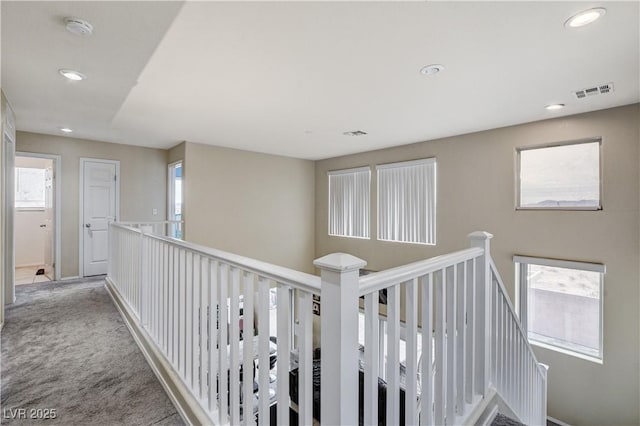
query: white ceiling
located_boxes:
[2,1,639,160]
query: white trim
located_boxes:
[60,276,81,281]
[530,340,603,365]
[327,166,370,176]
[16,152,62,281]
[79,158,120,278]
[513,255,605,273]
[515,255,605,362]
[548,415,573,426]
[516,138,603,210]
[376,157,435,170]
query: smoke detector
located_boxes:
[573,82,614,99]
[65,17,94,36]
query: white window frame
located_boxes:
[15,167,46,211]
[168,161,183,239]
[516,138,603,211]
[376,158,436,245]
[514,255,605,363]
[327,166,371,239]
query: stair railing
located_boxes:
[108,224,547,425]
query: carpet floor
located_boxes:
[1,278,183,425]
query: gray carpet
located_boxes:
[1,278,184,425]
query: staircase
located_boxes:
[106,222,548,425]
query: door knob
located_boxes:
[85,223,91,228]
[40,224,46,228]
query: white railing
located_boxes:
[489,260,548,425]
[118,220,183,238]
[108,226,547,425]
[108,222,320,425]
[355,235,489,426]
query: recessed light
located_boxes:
[59,69,86,81]
[343,130,368,136]
[565,8,606,28]
[420,64,445,76]
[545,103,565,111]
[59,127,73,133]
[64,17,94,36]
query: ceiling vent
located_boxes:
[573,82,614,99]
[343,130,368,136]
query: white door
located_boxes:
[82,160,118,276]
[43,165,55,280]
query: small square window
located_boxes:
[515,256,605,362]
[517,139,601,210]
[15,167,46,209]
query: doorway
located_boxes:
[79,158,119,277]
[167,161,182,239]
[14,153,61,285]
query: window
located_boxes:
[515,255,605,362]
[168,161,183,239]
[377,158,436,245]
[517,139,601,209]
[328,167,370,239]
[15,167,46,209]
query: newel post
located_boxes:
[314,253,367,426]
[468,231,493,396]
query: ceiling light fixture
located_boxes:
[59,69,86,81]
[65,17,94,36]
[420,64,445,76]
[59,127,73,133]
[545,103,565,111]
[343,130,368,136]
[565,8,606,28]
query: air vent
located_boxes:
[574,82,614,99]
[343,130,368,136]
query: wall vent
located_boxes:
[574,82,614,99]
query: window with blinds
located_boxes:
[328,167,371,239]
[377,158,436,245]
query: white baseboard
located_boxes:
[548,416,572,426]
[16,263,43,269]
[60,276,80,281]
[104,278,213,426]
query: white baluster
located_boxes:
[229,267,241,424]
[420,273,434,426]
[242,272,256,426]
[456,262,467,417]
[276,284,291,426]
[364,291,379,426]
[257,278,270,424]
[434,269,446,425]
[387,284,400,426]
[219,263,229,424]
[446,265,457,423]
[406,278,419,424]
[298,291,313,426]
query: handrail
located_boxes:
[358,247,483,296]
[111,222,321,295]
[489,257,545,374]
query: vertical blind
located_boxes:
[377,158,436,245]
[328,167,371,238]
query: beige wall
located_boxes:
[16,132,168,278]
[183,142,315,273]
[315,104,640,426]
